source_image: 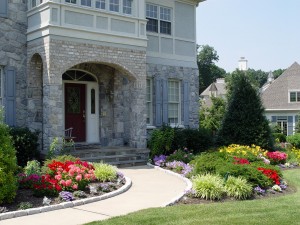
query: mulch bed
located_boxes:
[1,181,125,213]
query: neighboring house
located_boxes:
[261,62,300,136]
[0,0,202,153]
[200,78,226,107]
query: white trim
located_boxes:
[168,79,181,126]
[146,77,153,126]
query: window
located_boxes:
[160,7,171,35]
[146,78,153,125]
[32,0,37,7]
[168,80,180,125]
[146,4,158,33]
[277,116,288,136]
[109,0,119,12]
[290,91,300,102]
[95,0,105,9]
[91,89,95,114]
[146,4,171,35]
[65,0,77,4]
[81,0,91,7]
[123,0,132,14]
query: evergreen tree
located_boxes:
[216,71,273,149]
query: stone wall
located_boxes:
[146,63,199,128]
[0,0,27,126]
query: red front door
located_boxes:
[65,83,86,142]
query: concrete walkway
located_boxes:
[1,166,187,225]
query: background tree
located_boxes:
[199,96,226,135]
[216,71,273,149]
[197,45,226,93]
[272,68,285,79]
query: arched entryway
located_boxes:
[62,69,99,143]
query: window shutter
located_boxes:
[296,115,299,123]
[155,79,162,126]
[287,116,293,135]
[0,0,8,18]
[271,116,277,123]
[162,79,168,124]
[183,81,190,126]
[5,67,16,126]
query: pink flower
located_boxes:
[65,179,72,187]
[75,174,82,181]
[84,174,91,180]
[55,174,62,180]
[60,180,66,186]
[72,184,78,190]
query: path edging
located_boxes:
[0,176,132,221]
[147,163,192,206]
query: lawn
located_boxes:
[86,169,300,225]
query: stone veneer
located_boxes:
[27,37,147,152]
[0,1,27,126]
[146,63,199,128]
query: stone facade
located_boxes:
[147,63,199,128]
[0,0,27,126]
[27,37,147,152]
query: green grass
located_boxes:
[86,169,300,225]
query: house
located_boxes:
[200,78,226,107]
[0,0,202,157]
[261,62,300,136]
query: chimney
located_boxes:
[238,57,248,71]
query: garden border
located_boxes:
[0,176,132,221]
[147,163,192,206]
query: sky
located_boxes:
[196,0,300,73]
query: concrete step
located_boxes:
[70,146,150,167]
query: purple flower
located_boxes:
[59,191,74,201]
[254,186,265,195]
[165,160,193,177]
[153,155,167,167]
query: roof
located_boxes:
[261,62,300,110]
[200,80,226,97]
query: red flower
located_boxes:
[257,167,280,185]
[233,156,250,165]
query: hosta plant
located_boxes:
[224,176,253,200]
[192,174,225,200]
[93,162,117,182]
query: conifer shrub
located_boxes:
[216,72,273,149]
[0,112,18,204]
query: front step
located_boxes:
[70,146,150,168]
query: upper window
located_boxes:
[146,78,153,125]
[81,0,91,7]
[168,80,180,125]
[109,0,119,12]
[65,0,77,4]
[123,0,132,14]
[289,91,300,102]
[95,0,105,9]
[146,4,172,35]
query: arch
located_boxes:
[62,69,98,82]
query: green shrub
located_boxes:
[191,152,273,188]
[166,149,194,164]
[224,176,253,200]
[18,202,33,210]
[287,133,300,148]
[148,125,174,158]
[172,128,213,154]
[24,160,41,176]
[192,174,225,200]
[0,113,18,204]
[9,127,40,167]
[272,133,286,143]
[93,163,117,182]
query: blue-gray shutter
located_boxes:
[287,116,293,135]
[155,79,162,126]
[5,67,16,126]
[0,0,8,18]
[271,116,277,123]
[183,81,190,126]
[162,79,168,124]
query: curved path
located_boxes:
[1,166,187,225]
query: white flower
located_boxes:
[272,185,282,192]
